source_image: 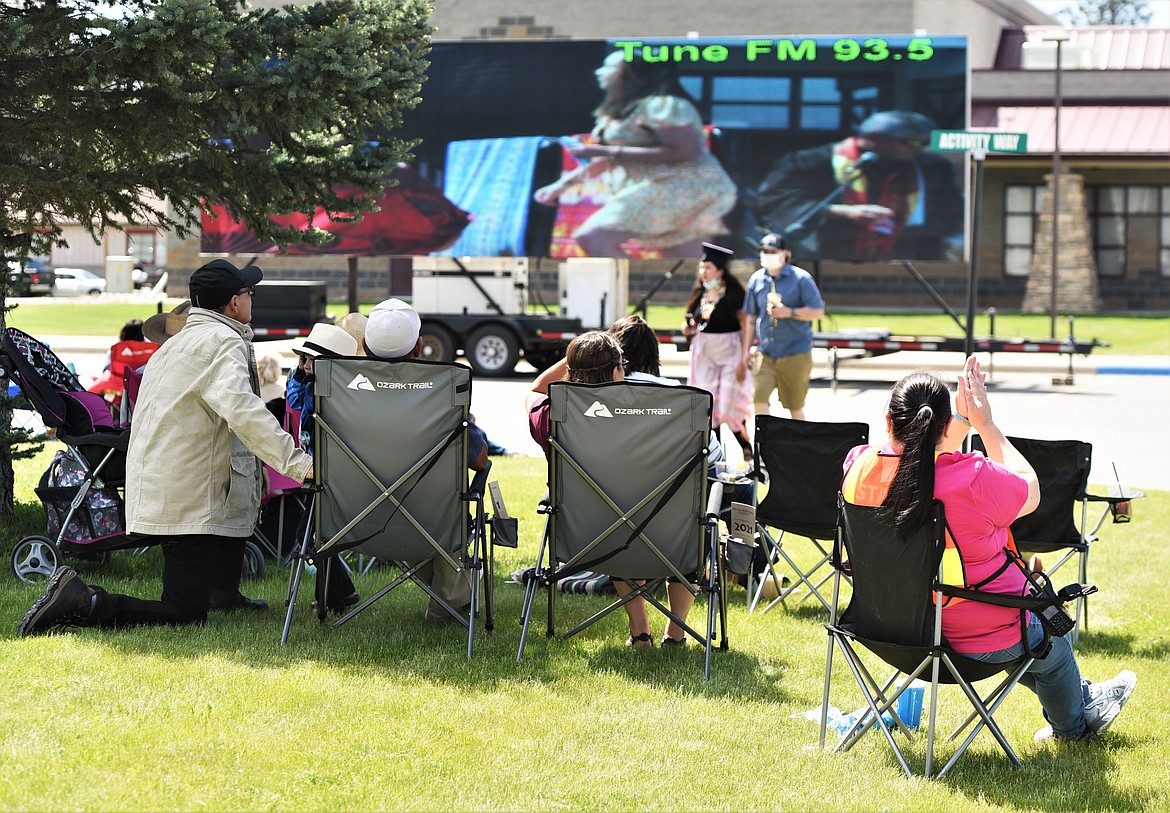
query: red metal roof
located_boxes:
[971,105,1170,154]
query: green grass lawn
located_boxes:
[5,299,1168,356]
[1,449,1167,811]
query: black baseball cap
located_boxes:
[759,233,787,251]
[858,110,936,141]
[189,259,263,310]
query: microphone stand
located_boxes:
[782,162,869,241]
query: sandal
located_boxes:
[660,635,687,647]
[626,632,654,648]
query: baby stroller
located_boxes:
[2,327,142,582]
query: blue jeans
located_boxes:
[967,614,1090,740]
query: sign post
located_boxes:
[930,130,1029,357]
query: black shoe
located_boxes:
[311,592,361,616]
[208,591,269,612]
[18,566,94,636]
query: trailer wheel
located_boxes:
[418,324,456,363]
[524,351,562,373]
[466,325,520,376]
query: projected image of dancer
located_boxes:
[534,50,736,259]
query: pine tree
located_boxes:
[0,0,432,514]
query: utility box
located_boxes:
[411,256,528,316]
[558,258,628,329]
[105,255,135,294]
[251,280,328,329]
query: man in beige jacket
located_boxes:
[19,260,312,635]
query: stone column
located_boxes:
[1023,172,1100,315]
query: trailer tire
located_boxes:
[524,351,561,373]
[466,325,520,377]
[418,324,456,363]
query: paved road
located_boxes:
[26,335,1170,491]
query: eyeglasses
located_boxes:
[237,286,256,298]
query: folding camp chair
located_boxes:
[971,435,1140,641]
[516,381,727,678]
[281,357,493,657]
[750,416,868,614]
[821,497,1094,779]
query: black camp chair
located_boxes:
[281,357,494,657]
[821,497,1094,779]
[971,435,1141,641]
[517,381,727,678]
[750,416,868,614]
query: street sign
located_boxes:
[930,129,1028,153]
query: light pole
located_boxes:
[1044,31,1070,339]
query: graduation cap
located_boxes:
[700,242,734,269]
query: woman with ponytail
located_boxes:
[840,355,1136,744]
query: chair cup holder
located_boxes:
[490,516,518,548]
[723,535,757,577]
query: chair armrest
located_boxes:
[468,460,491,499]
[1085,490,1146,504]
[937,582,1097,611]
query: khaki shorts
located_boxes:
[752,350,813,410]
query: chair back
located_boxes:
[108,340,158,378]
[838,498,945,647]
[548,380,711,579]
[756,416,869,538]
[971,435,1091,548]
[311,357,470,561]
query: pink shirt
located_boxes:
[844,445,1030,653]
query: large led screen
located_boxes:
[202,35,969,262]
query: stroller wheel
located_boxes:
[241,539,266,582]
[11,536,62,583]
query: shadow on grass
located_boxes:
[8,563,785,702]
[1069,628,1170,661]
[939,733,1153,811]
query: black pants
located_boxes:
[91,535,246,628]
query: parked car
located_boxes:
[5,258,56,297]
[52,268,107,297]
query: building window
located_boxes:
[1003,184,1043,277]
[126,231,155,265]
[1162,186,1170,277]
[1087,184,1169,278]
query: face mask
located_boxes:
[702,278,721,291]
[761,253,783,270]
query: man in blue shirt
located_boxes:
[741,233,825,420]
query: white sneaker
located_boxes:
[1033,724,1054,742]
[1084,670,1137,736]
[1034,670,1137,742]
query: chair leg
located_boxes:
[280,498,316,646]
[748,531,789,615]
[935,653,1025,779]
[820,633,837,748]
[832,641,914,777]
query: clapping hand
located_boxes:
[955,355,991,429]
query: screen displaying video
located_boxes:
[202,35,969,263]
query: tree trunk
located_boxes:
[1,259,15,516]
